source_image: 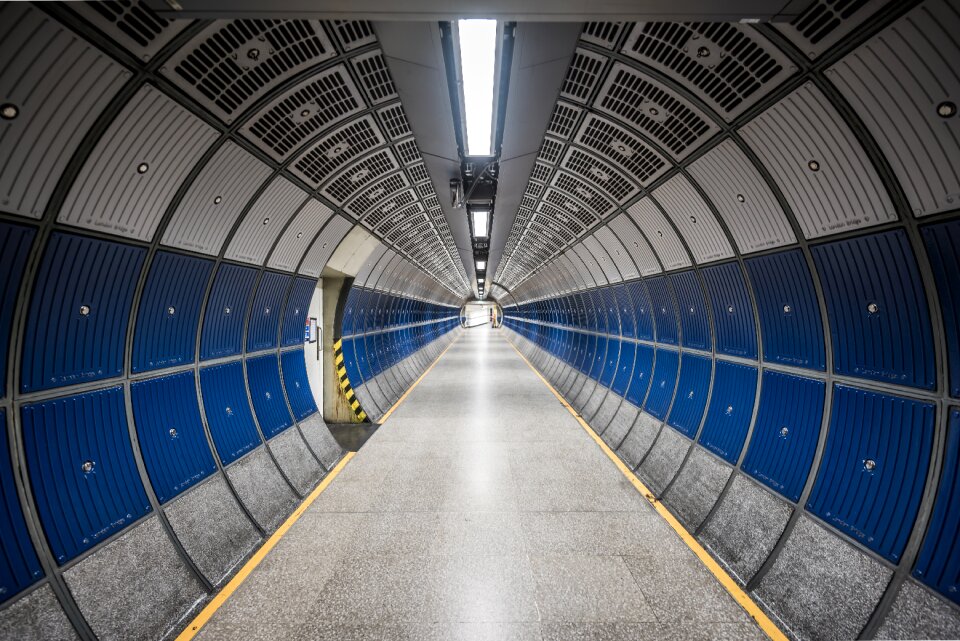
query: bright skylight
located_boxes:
[472,209,489,238]
[458,19,497,156]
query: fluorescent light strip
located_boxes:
[472,209,489,238]
[458,19,497,156]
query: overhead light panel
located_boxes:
[472,209,489,238]
[458,19,497,156]
[476,260,486,270]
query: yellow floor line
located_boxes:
[177,333,460,639]
[506,338,788,641]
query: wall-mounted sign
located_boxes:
[306,317,318,343]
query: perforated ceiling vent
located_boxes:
[777,0,886,59]
[320,149,399,205]
[361,189,417,228]
[72,0,189,61]
[165,20,336,123]
[538,137,565,165]
[594,63,720,160]
[289,115,385,187]
[560,147,637,204]
[346,173,410,218]
[622,22,796,121]
[550,173,616,217]
[351,49,397,104]
[330,20,377,52]
[547,102,583,138]
[377,102,411,139]
[574,114,668,186]
[560,48,607,104]
[581,22,626,49]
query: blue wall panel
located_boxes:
[614,285,635,338]
[645,348,679,420]
[625,344,655,407]
[600,339,620,387]
[199,361,261,465]
[745,250,825,371]
[629,281,654,341]
[646,277,677,345]
[922,221,960,398]
[281,277,315,347]
[21,233,145,393]
[813,230,935,390]
[601,287,620,334]
[0,410,43,603]
[132,252,213,373]
[281,349,318,420]
[201,264,257,361]
[671,271,711,351]
[612,341,636,397]
[698,361,758,465]
[667,354,712,438]
[915,407,960,603]
[21,387,152,564]
[808,386,934,563]
[0,222,36,399]
[247,272,292,352]
[702,262,757,359]
[743,371,825,502]
[247,354,294,438]
[589,336,607,380]
[341,287,360,336]
[131,372,217,504]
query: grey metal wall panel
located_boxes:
[687,139,796,254]
[0,4,128,219]
[224,176,308,265]
[58,85,218,241]
[652,174,734,264]
[267,199,334,272]
[361,246,393,286]
[70,0,190,62]
[828,0,960,218]
[300,216,352,277]
[583,235,621,283]
[593,225,639,281]
[626,198,690,271]
[739,82,896,239]
[606,214,662,276]
[776,0,888,60]
[573,243,608,285]
[162,141,273,256]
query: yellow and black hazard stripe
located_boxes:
[333,339,367,422]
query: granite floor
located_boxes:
[194,326,766,641]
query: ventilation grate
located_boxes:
[424,194,441,211]
[595,63,719,159]
[525,182,544,198]
[241,65,364,160]
[347,175,411,218]
[395,138,421,165]
[330,20,377,52]
[622,22,795,121]
[166,20,336,122]
[581,22,626,49]
[320,149,399,204]
[560,147,637,204]
[548,102,583,138]
[551,172,615,217]
[538,137,565,165]
[530,162,553,183]
[416,182,436,198]
[407,162,430,184]
[574,114,668,185]
[539,196,599,230]
[560,48,607,103]
[778,0,884,58]
[377,102,411,139]
[74,0,188,61]
[374,203,425,233]
[521,195,537,210]
[350,49,397,104]
[289,115,384,187]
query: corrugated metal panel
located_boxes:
[225,176,309,265]
[653,174,733,264]
[199,361,261,465]
[593,62,720,160]
[164,20,336,123]
[827,0,959,218]
[745,249,825,371]
[645,348,679,419]
[628,280,655,340]
[699,361,758,464]
[612,341,635,396]
[21,233,145,393]
[70,0,190,61]
[281,277,315,347]
[606,214,662,276]
[626,199,690,271]
[686,139,796,254]
[162,142,273,256]
[21,387,152,564]
[200,263,257,361]
[281,349,317,420]
[812,230,935,390]
[613,284,635,338]
[130,372,217,504]
[621,22,796,121]
[739,83,896,239]
[0,409,43,602]
[702,262,757,359]
[132,252,214,373]
[247,271,291,352]
[667,354,712,438]
[808,385,934,563]
[58,85,218,241]
[670,271,711,351]
[915,407,960,603]
[646,276,677,345]
[582,236,620,283]
[299,216,353,277]
[922,220,960,398]
[246,354,293,438]
[0,4,128,219]
[0,222,35,398]
[742,371,825,502]
[267,199,334,272]
[626,344,655,407]
[776,0,887,60]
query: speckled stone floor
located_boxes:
[194,326,765,641]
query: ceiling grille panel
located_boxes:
[377,102,411,140]
[350,179,413,221]
[319,149,399,205]
[581,22,626,49]
[329,20,376,52]
[547,101,583,138]
[574,114,669,186]
[289,115,385,187]
[777,0,887,59]
[561,48,608,104]
[550,172,616,217]
[560,147,637,204]
[350,49,397,104]
[71,0,189,61]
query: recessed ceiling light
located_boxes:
[137,162,149,174]
[808,160,820,172]
[262,217,270,225]
[214,196,223,205]
[458,19,497,156]
[0,103,18,120]
[937,101,956,118]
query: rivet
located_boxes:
[736,194,746,203]
[224,306,231,315]
[79,305,91,316]
[225,406,232,415]
[937,101,956,118]
[265,392,271,400]
[167,306,176,315]
[300,108,311,118]
[864,459,876,471]
[725,405,733,415]
[867,302,879,314]
[81,460,95,473]
[264,307,270,314]
[649,107,660,116]
[783,304,792,313]
[727,305,734,313]
[262,217,270,225]
[297,232,303,239]
[689,306,696,314]
[697,46,710,58]
[779,426,789,437]
[808,160,820,172]
[169,428,178,438]
[137,162,149,174]
[214,196,223,205]
[0,103,19,120]
[690,216,697,223]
